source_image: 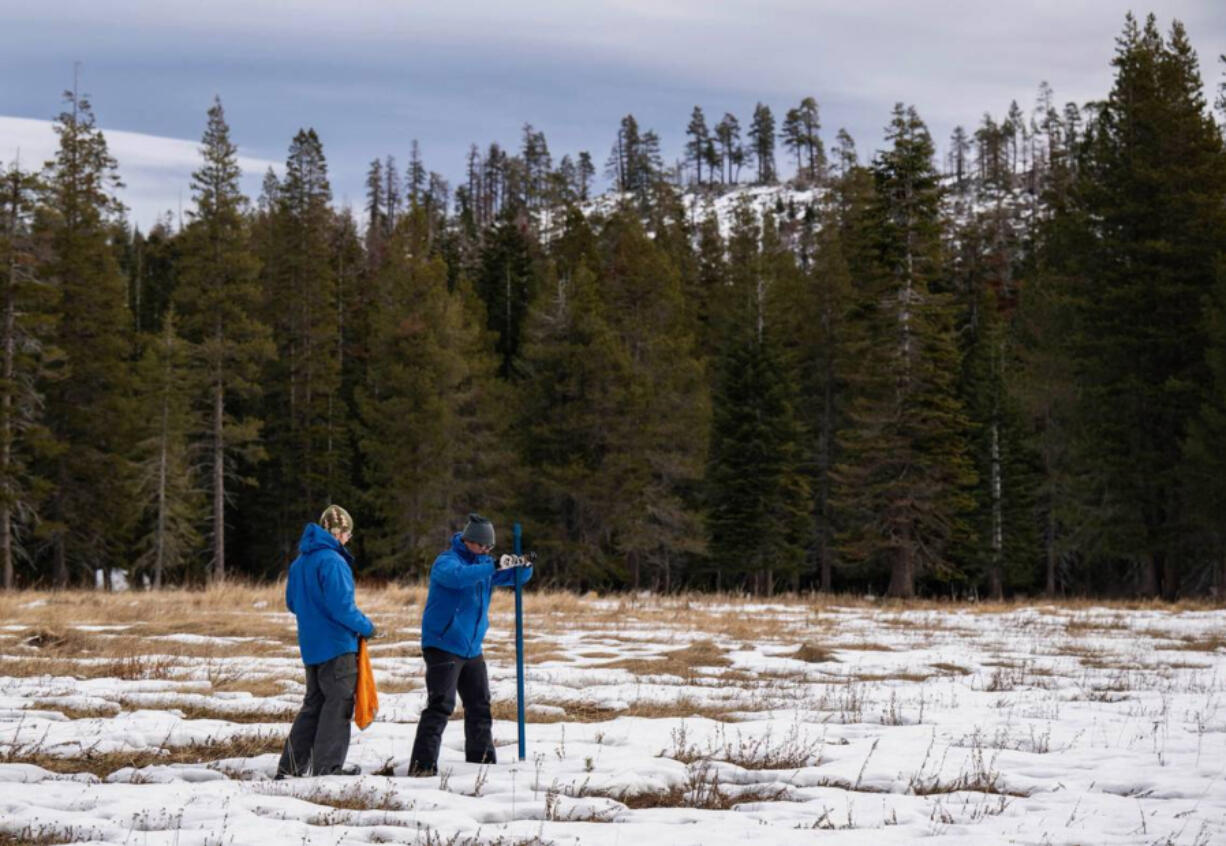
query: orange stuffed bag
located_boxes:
[354,637,379,730]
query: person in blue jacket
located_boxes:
[277,504,377,778]
[408,513,532,776]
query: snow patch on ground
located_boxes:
[1,600,1224,845]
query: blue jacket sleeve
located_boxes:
[285,572,294,613]
[492,563,533,587]
[431,551,495,589]
[318,554,374,637]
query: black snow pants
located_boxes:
[408,647,495,774]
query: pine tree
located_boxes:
[1012,268,1079,595]
[1184,263,1226,595]
[131,311,203,587]
[37,86,136,587]
[948,103,1044,597]
[407,140,426,208]
[686,106,711,186]
[703,138,721,186]
[383,155,400,235]
[748,102,777,184]
[782,98,824,184]
[1066,14,1226,597]
[521,125,551,209]
[948,126,971,191]
[714,113,742,184]
[781,107,804,181]
[327,207,366,537]
[576,151,595,201]
[596,212,709,590]
[772,167,863,591]
[356,207,505,576]
[708,332,809,594]
[255,129,342,568]
[554,155,577,206]
[124,218,179,335]
[475,219,540,378]
[605,115,638,193]
[516,235,628,586]
[364,157,385,267]
[706,203,810,593]
[689,213,727,360]
[175,98,274,582]
[831,105,977,597]
[957,286,1041,598]
[639,130,664,191]
[0,162,58,588]
[1186,56,1226,594]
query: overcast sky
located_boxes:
[3,1,1224,230]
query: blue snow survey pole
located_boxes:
[513,521,526,760]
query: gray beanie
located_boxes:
[461,513,495,548]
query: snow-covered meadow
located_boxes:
[1,587,1223,845]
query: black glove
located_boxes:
[497,552,536,570]
[367,624,385,640]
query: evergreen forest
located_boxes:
[2,13,1224,599]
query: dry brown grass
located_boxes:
[1165,633,1226,653]
[31,696,294,724]
[930,662,973,675]
[792,643,838,663]
[572,763,794,810]
[1,732,285,779]
[6,587,1218,643]
[599,639,730,679]
[135,616,287,640]
[484,643,571,664]
[1042,643,1107,662]
[3,622,293,676]
[1078,657,1146,672]
[834,641,895,652]
[257,781,409,811]
[29,701,121,720]
[489,695,743,724]
[844,670,935,683]
[116,698,296,723]
[662,721,823,769]
[1063,614,1131,634]
[209,675,295,698]
[376,678,420,694]
[0,828,76,846]
[709,667,765,686]
[0,653,179,680]
[0,584,287,626]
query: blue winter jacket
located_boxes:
[286,523,374,666]
[421,532,532,658]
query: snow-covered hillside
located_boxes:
[577,184,822,240]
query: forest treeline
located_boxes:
[2,13,1224,598]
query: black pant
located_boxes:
[278,652,357,776]
[409,647,495,773]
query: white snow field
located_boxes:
[1,587,1223,845]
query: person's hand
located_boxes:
[367,625,386,640]
[497,553,534,570]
